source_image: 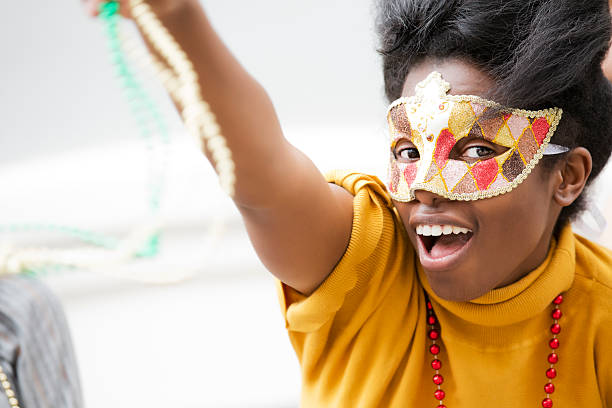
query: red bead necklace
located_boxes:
[425,293,564,408]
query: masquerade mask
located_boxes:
[387,71,564,202]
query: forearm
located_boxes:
[122,1,354,292]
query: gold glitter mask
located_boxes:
[387,72,563,202]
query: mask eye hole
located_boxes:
[464,146,495,159]
[392,139,420,163]
[450,138,509,163]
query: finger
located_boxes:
[100,0,133,19]
[83,0,130,18]
[118,1,134,19]
[82,0,102,17]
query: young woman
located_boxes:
[86,0,612,406]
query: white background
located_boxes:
[0,1,611,408]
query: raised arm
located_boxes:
[87,0,354,294]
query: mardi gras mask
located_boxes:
[387,71,565,202]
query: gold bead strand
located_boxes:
[128,0,236,197]
[129,2,209,157]
[0,365,20,408]
[116,27,184,112]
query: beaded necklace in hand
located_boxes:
[425,292,564,408]
[127,0,235,195]
[0,2,166,277]
[0,1,235,279]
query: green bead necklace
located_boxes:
[0,1,166,277]
[0,0,235,278]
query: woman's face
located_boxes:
[393,59,563,302]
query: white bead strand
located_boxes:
[129,0,236,197]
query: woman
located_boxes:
[86,0,612,406]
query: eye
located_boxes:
[463,146,495,159]
[393,144,420,162]
[450,137,509,163]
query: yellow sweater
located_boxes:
[277,171,612,407]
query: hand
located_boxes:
[83,0,191,19]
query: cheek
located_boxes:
[394,202,417,240]
[394,202,410,225]
[474,186,552,257]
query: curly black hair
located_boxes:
[377,0,612,232]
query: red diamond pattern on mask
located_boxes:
[471,158,499,190]
[531,117,551,145]
[403,163,418,186]
[434,129,456,169]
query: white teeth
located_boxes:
[416,224,473,236]
[431,225,442,236]
[452,226,470,234]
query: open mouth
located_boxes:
[417,224,474,260]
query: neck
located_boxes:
[495,225,556,289]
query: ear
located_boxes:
[553,147,593,207]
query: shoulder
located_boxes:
[326,170,393,204]
[571,234,612,336]
[571,235,612,394]
[279,171,415,333]
[325,170,404,264]
[573,233,612,292]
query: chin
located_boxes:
[425,269,490,302]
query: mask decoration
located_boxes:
[387,71,564,202]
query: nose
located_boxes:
[413,189,448,207]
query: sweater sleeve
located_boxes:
[575,236,612,405]
[276,170,416,333]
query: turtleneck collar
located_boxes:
[416,225,576,327]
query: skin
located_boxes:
[85,0,354,295]
[394,59,592,301]
[83,1,591,301]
